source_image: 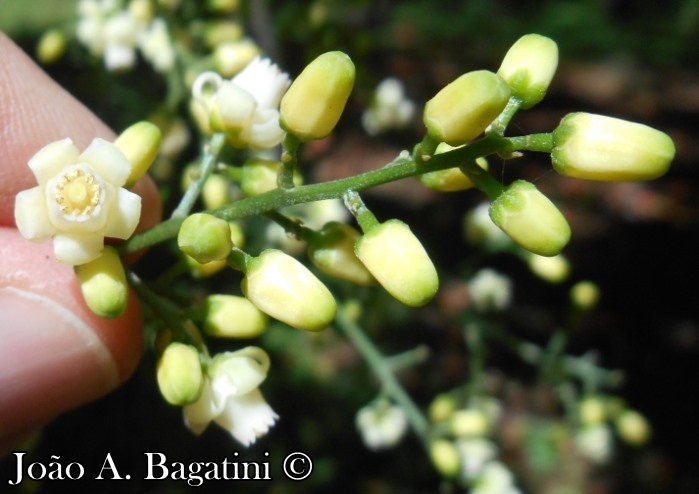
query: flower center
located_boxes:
[54,166,103,216]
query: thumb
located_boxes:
[0,228,144,452]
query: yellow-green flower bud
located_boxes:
[240,159,302,196]
[156,342,203,406]
[526,253,570,283]
[280,51,355,141]
[615,410,651,446]
[355,219,439,307]
[423,70,511,145]
[203,294,268,338]
[451,409,490,438]
[178,213,233,263]
[36,29,67,65]
[308,222,375,286]
[428,393,457,423]
[552,113,675,181]
[114,121,162,188]
[75,246,128,319]
[420,143,489,191]
[185,255,227,278]
[429,439,460,479]
[242,249,337,331]
[202,174,232,209]
[579,396,607,426]
[214,39,260,77]
[497,34,558,109]
[570,280,600,310]
[489,180,571,257]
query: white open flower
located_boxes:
[184,347,278,447]
[14,138,142,265]
[192,58,291,149]
[355,400,408,451]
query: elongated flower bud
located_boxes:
[178,213,233,263]
[280,51,355,140]
[114,121,162,188]
[157,342,203,406]
[355,219,438,307]
[615,410,651,446]
[551,113,675,181]
[308,222,375,286]
[497,33,558,109]
[429,440,460,479]
[203,294,268,338]
[242,249,337,331]
[489,180,571,257]
[75,246,128,318]
[423,70,510,145]
[420,143,489,191]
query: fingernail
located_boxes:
[0,287,119,436]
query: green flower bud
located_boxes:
[114,121,162,188]
[178,213,233,263]
[615,409,651,446]
[75,246,128,319]
[355,219,439,307]
[156,342,203,406]
[423,70,511,145]
[497,33,558,109]
[203,294,268,338]
[308,222,375,286]
[552,113,675,181]
[280,51,355,141]
[489,180,571,257]
[185,255,227,278]
[242,249,337,331]
[429,439,460,479]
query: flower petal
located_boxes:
[215,389,278,446]
[28,138,81,185]
[14,187,55,241]
[79,138,131,186]
[102,188,142,239]
[53,232,104,265]
[183,380,219,436]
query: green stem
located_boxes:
[488,97,523,136]
[264,210,313,241]
[506,133,554,153]
[459,159,504,200]
[279,133,301,190]
[343,190,379,232]
[336,304,431,450]
[170,132,226,219]
[127,271,206,352]
[120,134,512,254]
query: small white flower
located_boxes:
[471,462,522,494]
[468,268,513,311]
[362,78,415,135]
[184,347,278,446]
[139,18,176,73]
[355,400,408,451]
[14,138,142,265]
[455,437,497,480]
[192,58,291,150]
[575,423,614,464]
